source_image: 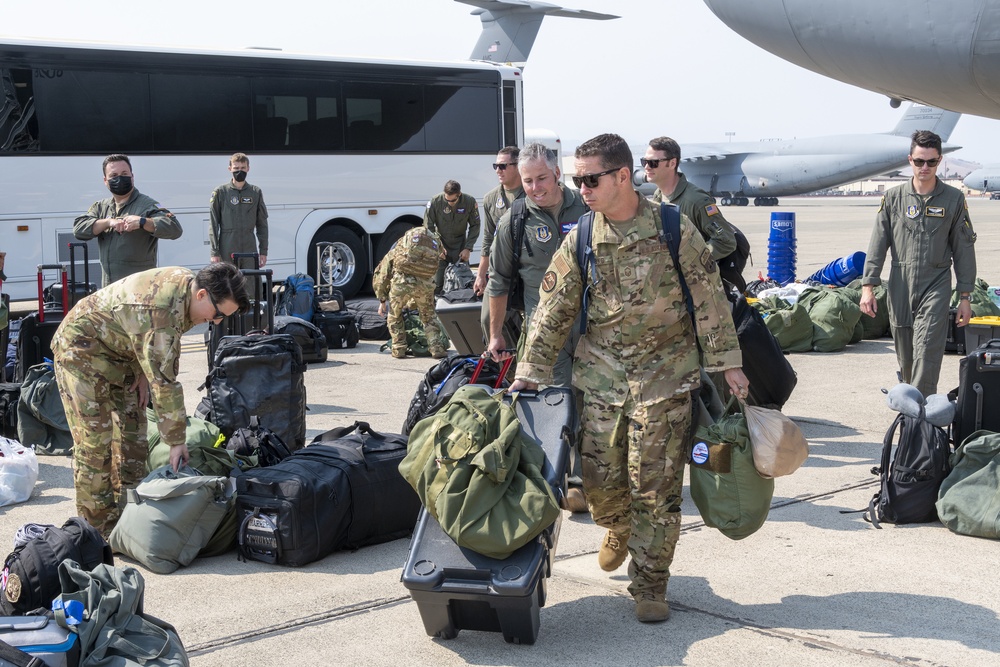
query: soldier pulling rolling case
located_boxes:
[400,386,574,645]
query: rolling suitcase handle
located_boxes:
[36,264,67,324]
[68,241,91,303]
[469,352,514,388]
[240,268,275,332]
[231,252,261,269]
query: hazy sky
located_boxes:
[5,0,999,164]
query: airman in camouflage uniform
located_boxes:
[861,130,977,396]
[374,227,448,359]
[423,180,481,293]
[52,264,247,537]
[74,154,184,287]
[511,134,749,624]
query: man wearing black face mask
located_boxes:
[209,152,269,270]
[74,154,183,286]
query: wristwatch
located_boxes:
[959,294,971,302]
[139,216,147,230]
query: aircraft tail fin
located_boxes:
[457,0,618,66]
[888,103,962,141]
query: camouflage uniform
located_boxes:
[374,228,447,358]
[487,184,588,387]
[74,189,184,286]
[479,184,525,338]
[423,192,481,293]
[209,181,269,269]
[862,178,977,395]
[517,195,742,598]
[651,172,737,260]
[52,267,195,536]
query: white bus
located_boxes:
[0,38,524,300]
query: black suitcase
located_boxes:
[348,299,389,340]
[312,310,359,349]
[44,242,96,310]
[272,315,328,364]
[236,422,419,567]
[435,291,521,356]
[202,332,307,450]
[944,307,965,354]
[0,382,18,440]
[15,265,67,383]
[731,297,797,409]
[205,264,273,368]
[400,386,575,645]
[951,338,1000,445]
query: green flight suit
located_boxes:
[862,179,977,396]
[479,185,526,337]
[651,172,737,260]
[423,192,481,292]
[74,189,184,287]
[52,267,196,537]
[517,194,742,599]
[209,181,269,270]
[487,184,587,387]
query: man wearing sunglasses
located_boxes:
[860,130,977,397]
[643,137,747,290]
[476,147,525,340]
[509,133,748,623]
[423,180,481,294]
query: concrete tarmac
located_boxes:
[3,196,999,666]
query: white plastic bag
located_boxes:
[744,405,809,478]
[0,436,39,507]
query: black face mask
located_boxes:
[107,175,133,196]
[232,170,248,183]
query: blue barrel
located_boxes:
[807,251,867,286]
[767,212,796,285]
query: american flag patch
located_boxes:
[705,204,719,216]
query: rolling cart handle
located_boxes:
[470,351,515,388]
[36,263,68,323]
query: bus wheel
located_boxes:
[374,221,415,268]
[311,227,366,298]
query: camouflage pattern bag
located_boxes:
[393,228,441,279]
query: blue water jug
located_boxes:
[807,251,867,286]
[767,212,796,285]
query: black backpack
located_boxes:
[401,355,508,435]
[1,517,113,615]
[866,413,952,528]
[227,415,292,467]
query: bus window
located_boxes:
[151,73,252,152]
[0,68,37,152]
[424,85,499,152]
[253,77,342,151]
[345,81,423,151]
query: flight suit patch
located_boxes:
[925,206,945,217]
[906,204,920,219]
[496,199,505,209]
[241,196,253,204]
[230,196,239,205]
[541,271,557,292]
[700,247,717,273]
[705,204,719,216]
[457,208,465,213]
[536,226,552,242]
[561,220,578,235]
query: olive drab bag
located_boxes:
[751,296,813,353]
[392,227,441,279]
[796,287,863,352]
[935,430,1000,539]
[399,384,560,559]
[844,279,891,339]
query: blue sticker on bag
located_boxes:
[691,442,710,465]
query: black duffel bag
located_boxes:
[236,421,419,567]
[200,333,307,450]
[731,296,797,409]
[1,517,113,615]
[401,354,508,435]
[272,315,328,364]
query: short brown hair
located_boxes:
[443,180,461,196]
[648,136,681,163]
[102,154,131,175]
[230,152,250,166]
[574,134,632,171]
[910,130,942,155]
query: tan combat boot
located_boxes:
[634,593,670,623]
[597,529,629,571]
[564,486,588,514]
[429,346,448,359]
[391,347,407,359]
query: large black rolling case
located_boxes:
[952,338,1000,445]
[400,386,575,645]
[15,264,68,382]
[435,291,521,356]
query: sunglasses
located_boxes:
[640,157,673,168]
[572,167,620,189]
[493,162,514,171]
[911,157,941,167]
[444,196,459,205]
[206,291,225,322]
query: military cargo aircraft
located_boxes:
[632,104,961,206]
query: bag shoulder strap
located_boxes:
[575,210,596,335]
[0,638,44,667]
[658,202,695,325]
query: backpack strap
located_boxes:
[865,413,904,529]
[507,198,531,304]
[658,202,695,326]
[575,211,596,335]
[0,638,45,667]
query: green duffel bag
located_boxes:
[845,279,891,339]
[108,465,233,573]
[753,296,812,353]
[950,278,1000,317]
[689,398,774,540]
[146,408,257,475]
[935,430,1000,539]
[797,286,862,352]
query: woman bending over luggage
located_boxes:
[52,264,249,538]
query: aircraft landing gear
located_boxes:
[753,197,779,206]
[720,196,750,206]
